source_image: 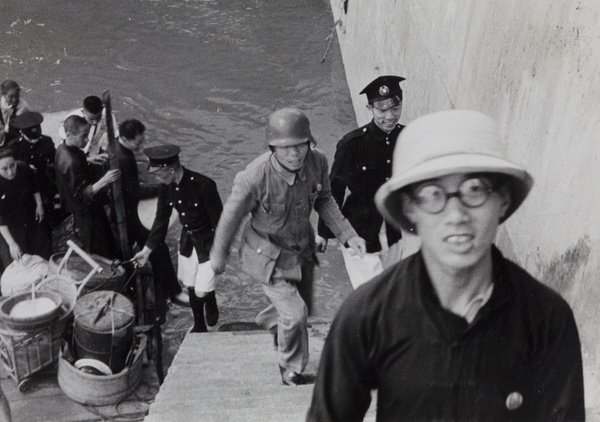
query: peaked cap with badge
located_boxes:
[360,75,405,110]
[11,111,44,139]
[144,144,181,172]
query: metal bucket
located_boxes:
[48,251,126,295]
[73,291,135,373]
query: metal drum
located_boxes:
[72,291,135,374]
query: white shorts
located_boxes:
[177,252,216,293]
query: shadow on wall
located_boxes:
[538,236,591,296]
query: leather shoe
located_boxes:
[170,291,190,307]
[279,365,306,386]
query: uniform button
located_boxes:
[169,202,173,206]
[362,128,367,132]
[178,200,182,204]
[181,212,186,216]
[386,160,391,164]
[185,224,188,227]
[362,166,366,171]
[194,203,198,207]
[190,177,194,180]
[385,177,389,181]
[175,187,179,191]
[257,248,262,254]
[386,141,390,145]
[505,392,523,411]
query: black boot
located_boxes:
[204,290,219,327]
[188,288,208,333]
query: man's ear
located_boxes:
[497,185,512,219]
[401,192,418,224]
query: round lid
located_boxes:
[74,291,134,331]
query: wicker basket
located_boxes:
[57,335,146,406]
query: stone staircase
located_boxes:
[145,329,375,422]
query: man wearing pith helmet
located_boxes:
[317,75,405,289]
[308,110,584,421]
[211,108,366,386]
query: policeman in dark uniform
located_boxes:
[131,145,223,333]
[317,75,405,288]
[9,111,67,231]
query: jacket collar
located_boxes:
[367,120,402,141]
[269,153,307,186]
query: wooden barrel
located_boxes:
[73,291,135,373]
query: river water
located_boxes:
[0,0,356,325]
[0,0,355,185]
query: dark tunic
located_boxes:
[146,167,222,262]
[0,161,50,259]
[317,120,403,253]
[7,135,62,226]
[55,143,117,259]
[307,247,585,422]
[114,141,180,300]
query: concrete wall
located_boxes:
[329,0,600,409]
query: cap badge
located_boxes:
[379,85,390,96]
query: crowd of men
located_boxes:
[0,76,586,421]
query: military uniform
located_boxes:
[318,75,406,288]
[142,145,223,332]
[9,111,66,230]
[318,120,403,251]
[212,109,361,384]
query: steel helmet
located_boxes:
[266,108,316,147]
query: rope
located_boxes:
[321,20,341,63]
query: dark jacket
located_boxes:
[317,120,403,253]
[55,143,117,258]
[8,135,57,207]
[146,167,222,261]
[307,247,585,422]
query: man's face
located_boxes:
[0,157,17,180]
[66,125,91,149]
[83,109,102,126]
[403,173,510,274]
[121,133,145,153]
[4,89,20,107]
[272,142,309,172]
[152,166,176,185]
[369,102,402,133]
[22,127,42,144]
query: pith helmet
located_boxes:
[266,108,315,147]
[375,109,534,232]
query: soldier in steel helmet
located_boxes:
[317,75,406,289]
[308,110,584,421]
[211,108,366,386]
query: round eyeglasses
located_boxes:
[410,177,497,214]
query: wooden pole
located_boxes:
[102,90,131,260]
